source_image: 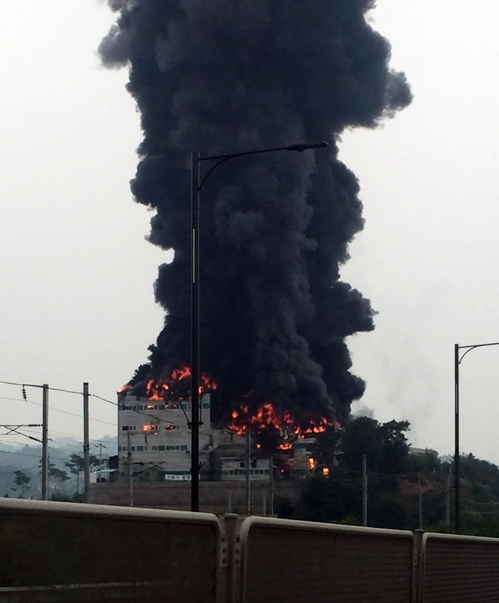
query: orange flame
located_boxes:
[117,383,131,394]
[171,366,191,380]
[201,373,218,390]
[140,366,218,401]
[229,401,333,442]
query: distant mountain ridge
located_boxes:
[0,436,117,497]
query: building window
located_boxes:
[180,445,187,451]
[137,446,144,452]
[152,446,158,451]
[145,404,157,410]
[136,405,143,411]
[158,446,165,451]
[202,403,210,409]
[158,404,165,410]
[122,426,129,431]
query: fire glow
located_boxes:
[146,367,218,400]
[229,402,332,439]
[118,366,217,401]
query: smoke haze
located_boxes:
[100,0,411,428]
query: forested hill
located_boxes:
[294,417,499,537]
[0,436,116,499]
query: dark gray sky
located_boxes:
[1,1,498,461]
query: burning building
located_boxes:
[118,391,211,480]
[117,371,320,481]
[101,1,411,438]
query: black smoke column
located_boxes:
[101,1,411,427]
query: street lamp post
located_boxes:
[190,141,328,512]
[454,341,499,533]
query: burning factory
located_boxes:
[117,370,323,484]
[99,0,412,500]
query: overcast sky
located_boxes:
[1,1,499,462]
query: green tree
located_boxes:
[404,449,441,473]
[49,465,70,491]
[65,453,99,492]
[299,417,412,528]
[13,470,31,498]
[370,492,409,530]
[340,417,384,472]
[378,420,410,475]
[308,425,341,469]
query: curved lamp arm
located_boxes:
[198,141,328,191]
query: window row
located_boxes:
[120,403,210,411]
[122,424,180,432]
[118,444,189,452]
[222,469,270,476]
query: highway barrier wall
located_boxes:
[235,516,414,603]
[421,532,499,603]
[0,499,220,603]
[1,499,499,602]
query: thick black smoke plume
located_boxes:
[100,0,411,428]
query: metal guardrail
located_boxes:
[236,517,414,603]
[2,499,499,602]
[421,532,499,603]
[0,499,221,603]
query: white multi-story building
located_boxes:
[118,393,211,481]
[118,391,318,482]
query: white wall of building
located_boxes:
[219,457,271,481]
[118,394,211,478]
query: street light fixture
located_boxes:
[454,341,499,533]
[190,141,328,512]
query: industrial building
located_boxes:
[118,393,211,481]
[117,391,315,484]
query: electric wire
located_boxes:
[2,396,116,427]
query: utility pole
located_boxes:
[418,473,423,530]
[190,142,328,513]
[446,474,451,527]
[41,384,49,500]
[246,431,251,516]
[128,431,133,507]
[97,443,107,483]
[269,455,274,517]
[454,343,460,533]
[362,454,368,526]
[190,152,200,512]
[453,341,499,533]
[83,382,90,503]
